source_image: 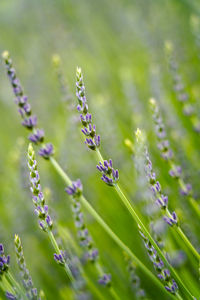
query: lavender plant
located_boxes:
[135,128,199,262]
[2,40,200,298]
[27,143,74,284]
[124,253,146,299]
[0,243,27,299]
[2,51,172,298]
[14,234,39,300]
[138,226,178,296]
[149,97,200,219]
[75,67,196,299]
[2,51,53,159]
[65,179,120,300]
[165,42,200,134]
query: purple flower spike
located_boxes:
[97,159,119,186]
[169,165,182,179]
[22,115,37,129]
[5,292,16,300]
[143,146,180,226]
[54,253,65,266]
[139,226,178,295]
[14,235,38,298]
[76,67,100,150]
[163,212,178,227]
[65,178,99,263]
[29,129,45,144]
[65,179,83,196]
[38,143,54,159]
[180,183,192,196]
[0,243,10,280]
[2,51,48,149]
[0,244,4,254]
[98,274,111,286]
[28,144,53,232]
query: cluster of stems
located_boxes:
[2,51,168,297]
[2,51,199,300]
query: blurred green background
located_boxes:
[0,0,200,299]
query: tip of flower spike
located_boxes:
[164,40,173,53]
[14,234,20,245]
[14,234,19,240]
[135,128,145,143]
[2,50,9,60]
[124,139,134,153]
[28,143,34,154]
[52,54,61,67]
[76,66,82,76]
[149,97,156,107]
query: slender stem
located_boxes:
[114,184,194,300]
[187,196,200,219]
[175,226,199,261]
[0,276,16,295]
[165,208,199,261]
[47,230,74,283]
[49,157,174,298]
[50,157,72,186]
[176,293,184,300]
[168,160,200,219]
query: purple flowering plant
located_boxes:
[1,5,200,299]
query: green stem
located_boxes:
[83,272,105,300]
[168,160,200,219]
[0,276,16,295]
[114,184,194,300]
[49,157,173,298]
[175,226,199,261]
[176,293,184,300]
[47,230,74,283]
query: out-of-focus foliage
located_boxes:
[0,0,199,299]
